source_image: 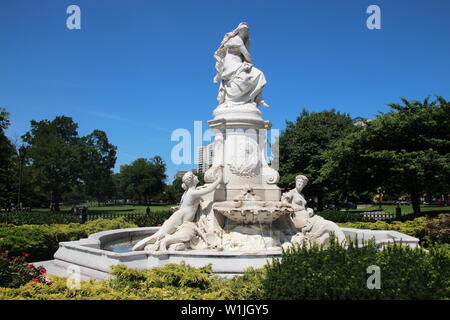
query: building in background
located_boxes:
[352,117,373,127]
[175,171,188,180]
[197,143,214,173]
[174,169,197,181]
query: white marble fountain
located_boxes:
[39,23,419,280]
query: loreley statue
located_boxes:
[281,175,347,246]
[214,22,269,108]
[132,167,224,251]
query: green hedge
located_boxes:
[0,262,261,300]
[338,214,449,246]
[0,210,173,227]
[262,241,450,300]
[128,210,173,227]
[316,210,367,222]
[1,244,448,300]
[0,218,136,262]
[0,211,80,225]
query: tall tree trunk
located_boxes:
[410,177,421,216]
[53,191,61,212]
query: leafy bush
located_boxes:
[316,210,367,222]
[262,240,450,300]
[423,214,450,245]
[0,218,136,262]
[109,263,226,299]
[339,214,450,246]
[0,211,80,225]
[126,210,173,227]
[0,251,49,288]
[0,245,448,300]
[0,263,242,300]
[109,263,265,300]
[0,210,173,227]
[0,275,135,300]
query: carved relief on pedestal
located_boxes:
[228,137,260,178]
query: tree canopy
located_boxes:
[321,96,450,215]
[81,130,117,204]
[115,156,167,205]
[0,108,17,207]
[21,116,118,210]
[278,109,357,209]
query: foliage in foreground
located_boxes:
[0,243,448,300]
[0,218,136,262]
[0,263,263,300]
[0,251,49,288]
[263,241,450,300]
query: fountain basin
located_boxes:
[34,226,420,280]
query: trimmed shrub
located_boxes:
[0,263,239,300]
[423,214,450,244]
[0,210,173,227]
[127,210,173,227]
[109,263,227,299]
[316,210,366,222]
[0,211,80,225]
[0,275,136,300]
[0,218,136,262]
[339,214,450,246]
[1,245,448,300]
[262,240,450,300]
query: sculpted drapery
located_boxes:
[214,22,269,108]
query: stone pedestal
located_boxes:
[205,103,280,202]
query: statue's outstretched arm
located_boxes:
[192,167,223,197]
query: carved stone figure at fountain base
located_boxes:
[135,170,346,253]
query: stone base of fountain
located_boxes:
[34,226,420,280]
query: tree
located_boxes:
[81,130,117,205]
[164,177,184,204]
[278,109,357,210]
[117,156,167,204]
[0,108,17,208]
[22,116,83,211]
[322,96,450,216]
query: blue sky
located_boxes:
[2,0,450,182]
